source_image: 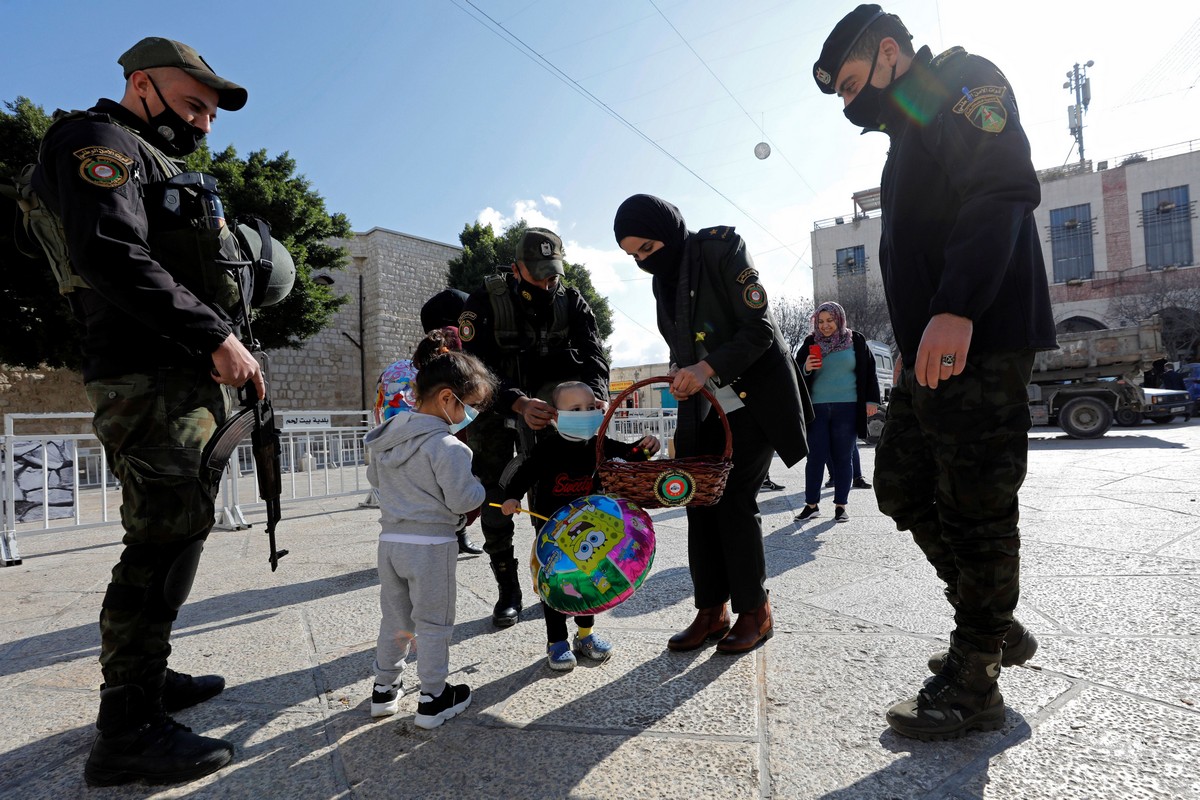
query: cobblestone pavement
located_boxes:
[2,420,1198,799]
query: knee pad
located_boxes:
[161,536,206,611]
[480,484,516,530]
[101,534,206,621]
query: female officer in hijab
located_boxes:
[614,194,811,654]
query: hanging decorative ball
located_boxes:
[754,142,771,160]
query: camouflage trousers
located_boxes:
[873,350,1034,652]
[86,368,232,687]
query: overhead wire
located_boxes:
[647,0,818,197]
[450,0,806,265]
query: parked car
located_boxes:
[866,340,895,402]
[1140,387,1193,424]
[1181,363,1200,404]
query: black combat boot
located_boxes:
[887,634,1006,741]
[162,668,226,712]
[84,684,234,786]
[927,617,1038,674]
[490,549,523,627]
[457,528,484,555]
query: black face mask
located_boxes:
[141,76,206,156]
[843,49,895,132]
[637,242,681,276]
[518,280,555,309]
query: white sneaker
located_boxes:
[370,681,400,718]
[414,683,472,729]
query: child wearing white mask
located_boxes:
[500,381,660,670]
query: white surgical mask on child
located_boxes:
[445,394,478,435]
[555,409,604,442]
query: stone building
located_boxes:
[268,227,462,412]
[0,227,463,419]
[811,142,1200,358]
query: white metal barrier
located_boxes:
[1,409,371,566]
[1,407,677,566]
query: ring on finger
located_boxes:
[940,354,956,367]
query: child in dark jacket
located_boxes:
[500,381,660,670]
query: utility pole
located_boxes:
[1064,60,1094,165]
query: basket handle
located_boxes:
[596,375,734,465]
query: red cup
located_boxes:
[808,344,823,369]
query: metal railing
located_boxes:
[2,408,678,565]
[2,410,372,565]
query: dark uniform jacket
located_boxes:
[459,273,609,414]
[32,99,234,382]
[876,46,1056,366]
[501,434,646,519]
[798,330,881,440]
[656,227,812,467]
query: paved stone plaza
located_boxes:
[2,420,1198,799]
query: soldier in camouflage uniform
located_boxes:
[813,6,1056,740]
[32,38,259,784]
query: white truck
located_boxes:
[1028,318,1180,438]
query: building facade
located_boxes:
[269,227,462,412]
[811,142,1200,358]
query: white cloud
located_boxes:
[542,195,562,209]
[564,241,638,296]
[475,199,560,233]
[608,316,669,368]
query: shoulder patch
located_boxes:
[459,320,476,342]
[735,267,759,285]
[74,145,134,188]
[742,282,767,309]
[696,225,735,241]
[932,46,966,69]
[952,85,1008,133]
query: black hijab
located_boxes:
[612,194,689,279]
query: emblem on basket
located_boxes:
[654,469,696,506]
[596,376,733,509]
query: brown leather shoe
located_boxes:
[716,596,773,654]
[667,605,731,652]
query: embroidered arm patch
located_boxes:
[74,146,134,188]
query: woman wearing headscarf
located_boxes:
[795,301,880,524]
[613,194,812,654]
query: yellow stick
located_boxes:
[488,502,550,521]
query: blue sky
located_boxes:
[4,1,1198,366]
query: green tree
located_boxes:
[0,96,350,369]
[447,219,614,344]
[187,145,351,349]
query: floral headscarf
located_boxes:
[812,301,853,355]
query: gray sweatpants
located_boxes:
[374,539,458,697]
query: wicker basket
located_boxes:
[596,376,733,508]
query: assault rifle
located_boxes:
[201,372,288,570]
[199,215,288,570]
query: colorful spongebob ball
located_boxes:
[530,494,656,616]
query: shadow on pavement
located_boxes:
[0,568,379,680]
[1029,434,1187,450]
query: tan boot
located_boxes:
[716,595,774,654]
[667,604,731,651]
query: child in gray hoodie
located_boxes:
[364,349,495,729]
